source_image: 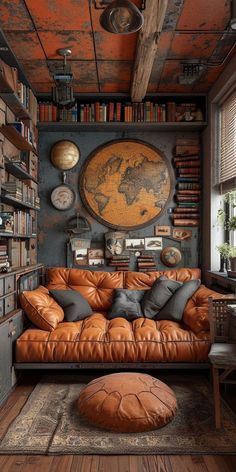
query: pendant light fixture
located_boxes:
[99,0,144,34]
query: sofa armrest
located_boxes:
[183,285,222,334]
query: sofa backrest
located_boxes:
[124,268,201,289]
[46,267,123,312]
[46,267,201,312]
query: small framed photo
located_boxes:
[88,258,105,267]
[172,229,192,241]
[71,238,90,251]
[125,239,145,251]
[74,248,87,266]
[145,237,163,250]
[154,225,171,236]
[88,248,104,259]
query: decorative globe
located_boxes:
[50,140,80,170]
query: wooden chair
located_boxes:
[208,296,236,429]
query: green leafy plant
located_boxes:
[216,242,232,259]
[216,191,236,230]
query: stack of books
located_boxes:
[172,138,201,227]
[0,241,9,269]
[137,254,157,272]
[109,255,130,271]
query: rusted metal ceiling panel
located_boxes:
[25,0,91,31]
[169,33,221,59]
[20,60,53,83]
[0,0,34,31]
[38,31,95,60]
[100,82,130,93]
[70,61,98,83]
[94,32,137,60]
[177,0,231,31]
[4,31,45,60]
[97,61,133,84]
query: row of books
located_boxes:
[172,139,201,227]
[0,238,32,269]
[0,242,8,269]
[137,255,157,272]
[17,81,38,124]
[37,100,204,123]
[9,121,35,148]
[0,211,36,236]
[4,181,40,208]
[109,255,130,271]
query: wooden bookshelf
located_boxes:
[0,125,37,152]
[0,232,36,239]
[5,161,38,183]
[0,92,31,121]
[38,121,207,132]
[1,193,40,211]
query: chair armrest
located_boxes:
[183,285,222,334]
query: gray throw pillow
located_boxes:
[49,289,93,322]
[155,279,201,322]
[141,276,183,319]
[108,289,146,321]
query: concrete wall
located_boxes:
[38,129,201,270]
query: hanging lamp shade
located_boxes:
[100,0,144,34]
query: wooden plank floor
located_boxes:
[0,374,236,472]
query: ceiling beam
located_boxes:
[131,0,168,102]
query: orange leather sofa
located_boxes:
[15,267,219,369]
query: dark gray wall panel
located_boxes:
[38,130,201,271]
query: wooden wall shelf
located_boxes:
[0,92,31,121]
[0,125,37,153]
[1,194,40,211]
[0,232,36,239]
[5,161,38,183]
[38,121,207,132]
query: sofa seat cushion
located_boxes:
[77,373,177,432]
[16,313,210,363]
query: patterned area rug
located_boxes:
[0,375,236,455]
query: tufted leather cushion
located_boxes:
[16,313,210,363]
[20,286,64,332]
[46,267,123,312]
[124,268,201,290]
[77,372,177,432]
[183,285,219,333]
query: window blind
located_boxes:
[220,89,236,193]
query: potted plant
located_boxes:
[216,243,232,272]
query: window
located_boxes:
[219,89,236,194]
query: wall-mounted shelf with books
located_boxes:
[0,92,31,121]
[0,194,40,211]
[0,125,37,153]
[0,232,36,239]
[5,161,38,183]
[38,121,207,132]
[37,94,207,131]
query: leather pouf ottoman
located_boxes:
[77,372,177,433]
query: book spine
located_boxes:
[173,219,200,226]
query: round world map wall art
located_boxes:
[79,140,172,230]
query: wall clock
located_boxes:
[50,184,76,210]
